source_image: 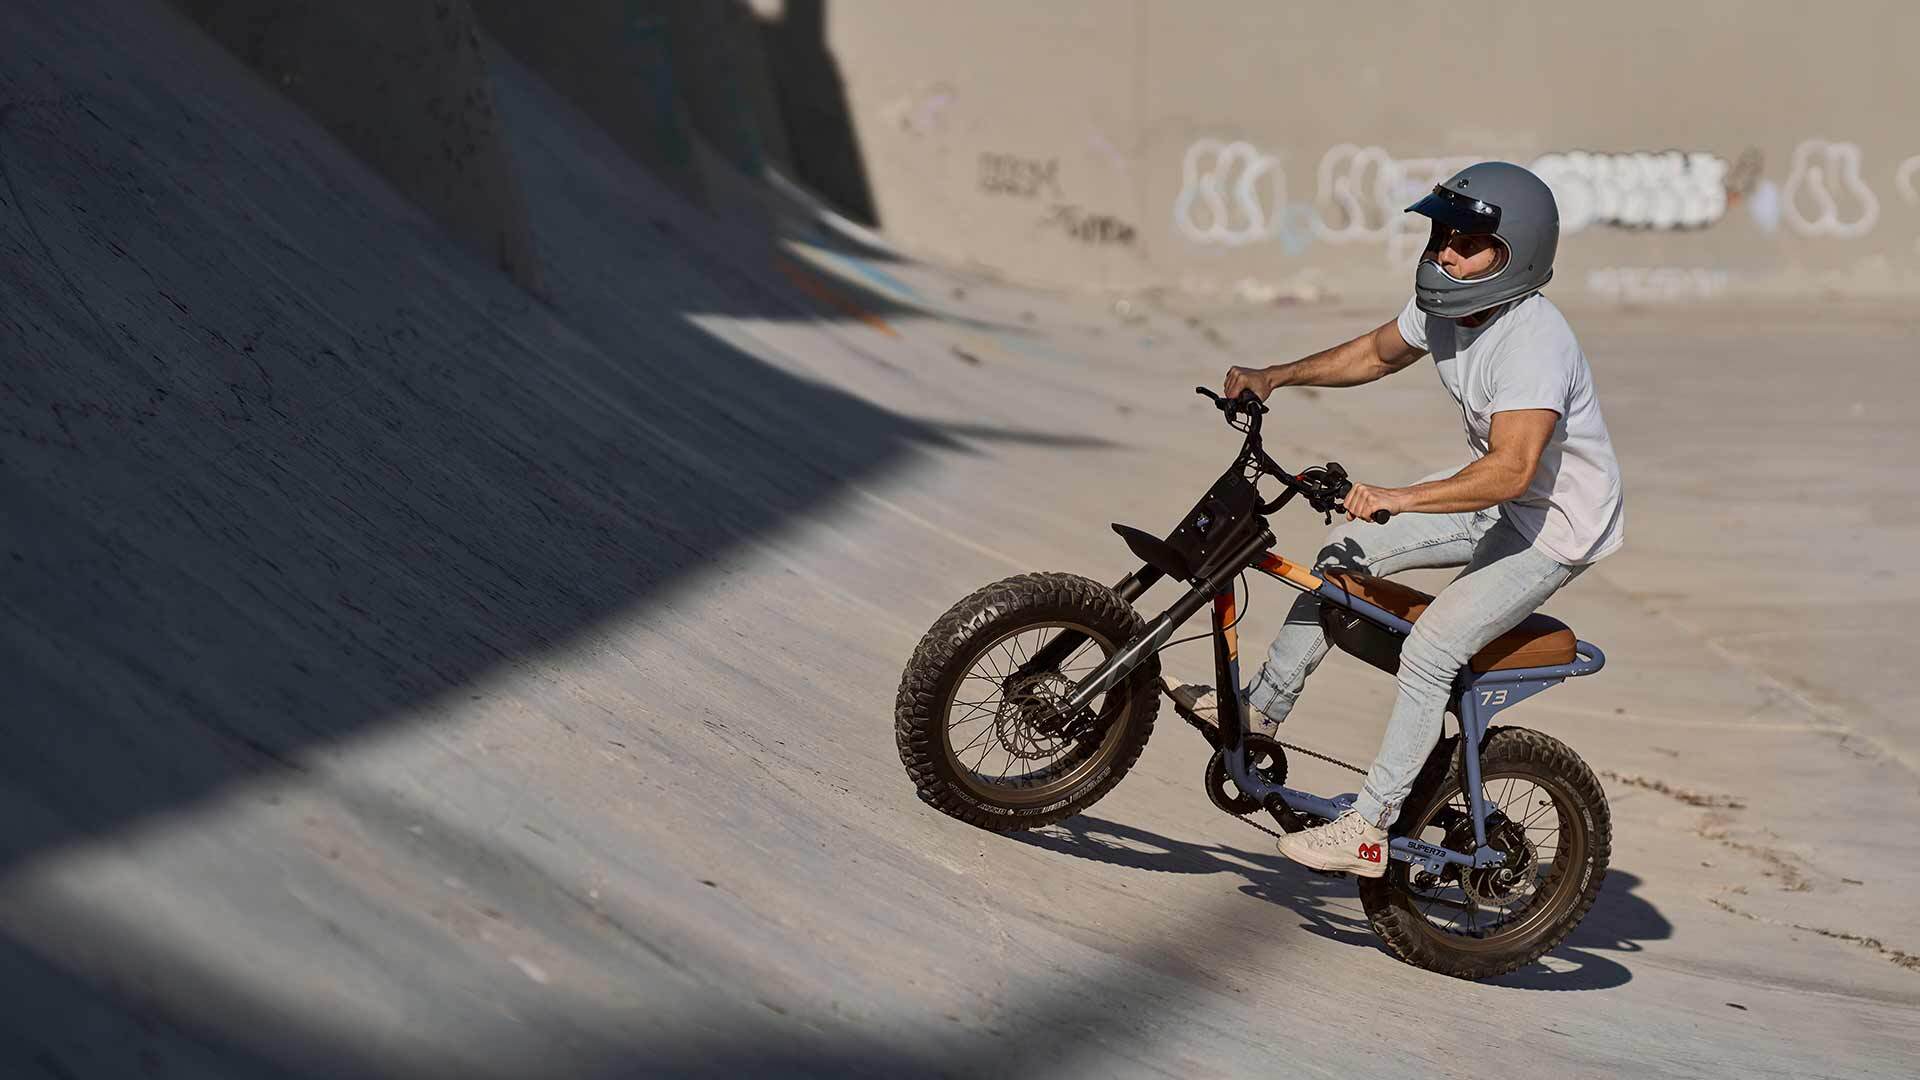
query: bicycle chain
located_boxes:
[1219,737,1368,842]
[1272,736,1368,776]
[1166,692,1368,840]
[1217,735,1368,841]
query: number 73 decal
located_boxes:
[1478,689,1509,706]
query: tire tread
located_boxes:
[894,573,1159,832]
[1359,726,1612,981]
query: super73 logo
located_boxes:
[1478,689,1508,707]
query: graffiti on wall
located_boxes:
[1174,135,1913,253]
[1043,204,1137,246]
[1780,140,1879,238]
[1898,155,1920,205]
[1172,139,1287,246]
[979,152,1063,198]
[1899,155,1920,252]
[1312,144,1478,263]
[1530,150,1732,232]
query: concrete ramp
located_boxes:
[2,1,1916,1077]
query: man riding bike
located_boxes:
[1173,161,1624,877]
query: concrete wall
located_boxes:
[470,0,797,226]
[174,0,543,290]
[172,0,1920,305]
[815,0,1920,302]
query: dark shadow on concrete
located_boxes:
[171,0,543,289]
[0,2,964,876]
[1011,815,1667,991]
[757,0,880,227]
[0,2,1147,1072]
[1489,871,1671,992]
[0,809,1312,1078]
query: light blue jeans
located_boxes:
[1247,490,1582,828]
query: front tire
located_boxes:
[1358,726,1611,980]
[894,573,1159,832]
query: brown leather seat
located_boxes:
[1321,570,1577,673]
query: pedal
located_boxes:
[1159,676,1220,743]
[1158,675,1209,712]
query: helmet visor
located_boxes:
[1405,185,1501,234]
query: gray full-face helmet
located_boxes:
[1405,161,1559,318]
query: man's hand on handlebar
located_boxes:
[1342,482,1403,525]
[1223,365,1283,403]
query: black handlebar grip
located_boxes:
[1370,509,1392,525]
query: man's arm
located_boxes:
[1343,409,1559,522]
[1223,319,1425,400]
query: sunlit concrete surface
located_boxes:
[2,1,1917,1076]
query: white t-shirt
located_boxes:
[1396,293,1624,565]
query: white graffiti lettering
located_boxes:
[1313,144,1477,264]
[1781,140,1879,238]
[1897,155,1920,205]
[1530,150,1729,232]
[1898,156,1920,252]
[1586,266,1729,303]
[1173,139,1287,246]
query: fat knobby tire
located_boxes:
[1358,726,1612,981]
[894,573,1159,832]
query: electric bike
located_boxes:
[893,388,1611,979]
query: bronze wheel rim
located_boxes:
[1393,768,1588,952]
[939,621,1127,807]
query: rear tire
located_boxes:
[1358,726,1610,980]
[894,573,1159,832]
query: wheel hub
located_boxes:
[997,674,1086,761]
[1461,814,1539,908]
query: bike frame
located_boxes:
[1037,396,1606,876]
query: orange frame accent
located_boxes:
[1212,588,1239,661]
[1253,552,1323,592]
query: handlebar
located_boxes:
[1194,385,1268,416]
[1194,386,1391,524]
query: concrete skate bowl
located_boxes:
[0,1,965,1069]
[0,1,1255,1074]
[5,2,1916,1078]
[0,0,946,868]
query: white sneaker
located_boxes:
[1276,810,1390,877]
[1159,677,1277,734]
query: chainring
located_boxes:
[1204,734,1288,815]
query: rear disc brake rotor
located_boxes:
[1462,814,1539,909]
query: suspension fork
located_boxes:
[1055,529,1274,716]
[1010,564,1165,684]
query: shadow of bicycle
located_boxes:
[1008,814,1669,991]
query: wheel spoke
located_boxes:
[953,722,999,758]
[943,621,1123,800]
